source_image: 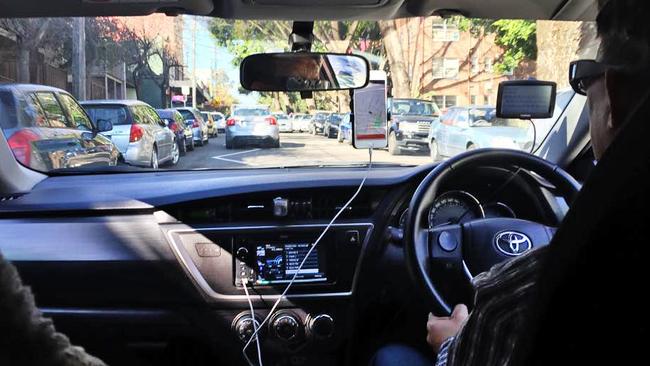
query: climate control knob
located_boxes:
[272,314,301,341]
[308,314,335,339]
[233,314,261,343]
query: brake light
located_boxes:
[169,121,178,132]
[129,124,144,142]
[226,118,236,126]
[7,129,38,166]
[192,121,200,128]
[266,117,277,125]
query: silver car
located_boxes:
[226,105,280,149]
[175,107,209,146]
[211,111,226,133]
[273,112,292,133]
[428,106,534,161]
[82,100,179,168]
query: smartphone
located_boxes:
[353,70,388,149]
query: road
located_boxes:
[174,132,432,169]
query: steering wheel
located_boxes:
[404,149,581,315]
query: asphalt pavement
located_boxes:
[174,132,432,169]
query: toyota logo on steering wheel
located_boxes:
[495,231,532,256]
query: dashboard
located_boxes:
[0,164,565,365]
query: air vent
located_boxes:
[0,193,24,202]
[165,188,386,223]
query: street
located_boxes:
[174,132,432,169]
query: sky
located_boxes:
[182,16,258,105]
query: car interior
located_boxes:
[2,0,648,365]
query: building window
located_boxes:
[484,57,493,73]
[484,95,490,105]
[432,58,460,79]
[470,95,478,105]
[471,56,479,75]
[433,19,460,42]
[433,95,458,109]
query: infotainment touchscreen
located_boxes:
[254,243,327,285]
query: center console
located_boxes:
[167,223,372,300]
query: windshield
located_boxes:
[0,15,594,172]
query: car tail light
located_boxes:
[7,129,38,166]
[226,118,236,126]
[266,117,277,125]
[129,124,144,143]
[169,121,178,132]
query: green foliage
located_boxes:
[457,18,537,74]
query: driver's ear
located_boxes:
[604,69,632,130]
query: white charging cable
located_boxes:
[242,279,263,366]
[241,148,374,365]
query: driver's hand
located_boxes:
[426,304,468,353]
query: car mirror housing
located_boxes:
[240,52,369,92]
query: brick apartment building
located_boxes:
[392,17,534,109]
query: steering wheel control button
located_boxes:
[438,231,458,252]
[272,314,301,341]
[308,314,335,339]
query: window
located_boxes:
[59,94,93,131]
[34,92,70,128]
[432,95,458,109]
[471,56,479,75]
[85,105,130,126]
[484,95,490,105]
[25,94,49,128]
[484,57,494,73]
[432,19,460,42]
[470,95,478,105]
[132,106,150,125]
[432,58,459,79]
[144,106,164,126]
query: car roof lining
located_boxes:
[0,0,597,21]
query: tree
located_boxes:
[458,18,537,74]
[0,18,64,82]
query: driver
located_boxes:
[372,0,649,365]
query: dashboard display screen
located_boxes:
[255,243,327,284]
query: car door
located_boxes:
[58,93,116,166]
[437,109,455,156]
[145,106,173,159]
[448,109,470,155]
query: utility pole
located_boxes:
[191,17,197,109]
[72,17,86,100]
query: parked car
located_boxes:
[292,114,312,132]
[428,106,534,161]
[273,112,292,133]
[310,111,331,135]
[156,108,194,155]
[200,111,218,137]
[82,100,179,168]
[211,111,226,133]
[175,107,209,146]
[226,105,280,149]
[337,113,352,144]
[387,98,441,155]
[323,113,344,138]
[0,84,119,171]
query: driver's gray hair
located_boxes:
[597,0,650,72]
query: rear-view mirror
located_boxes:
[240,52,370,92]
[496,80,556,119]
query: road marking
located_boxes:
[213,156,249,165]
[211,148,260,166]
[212,148,260,159]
